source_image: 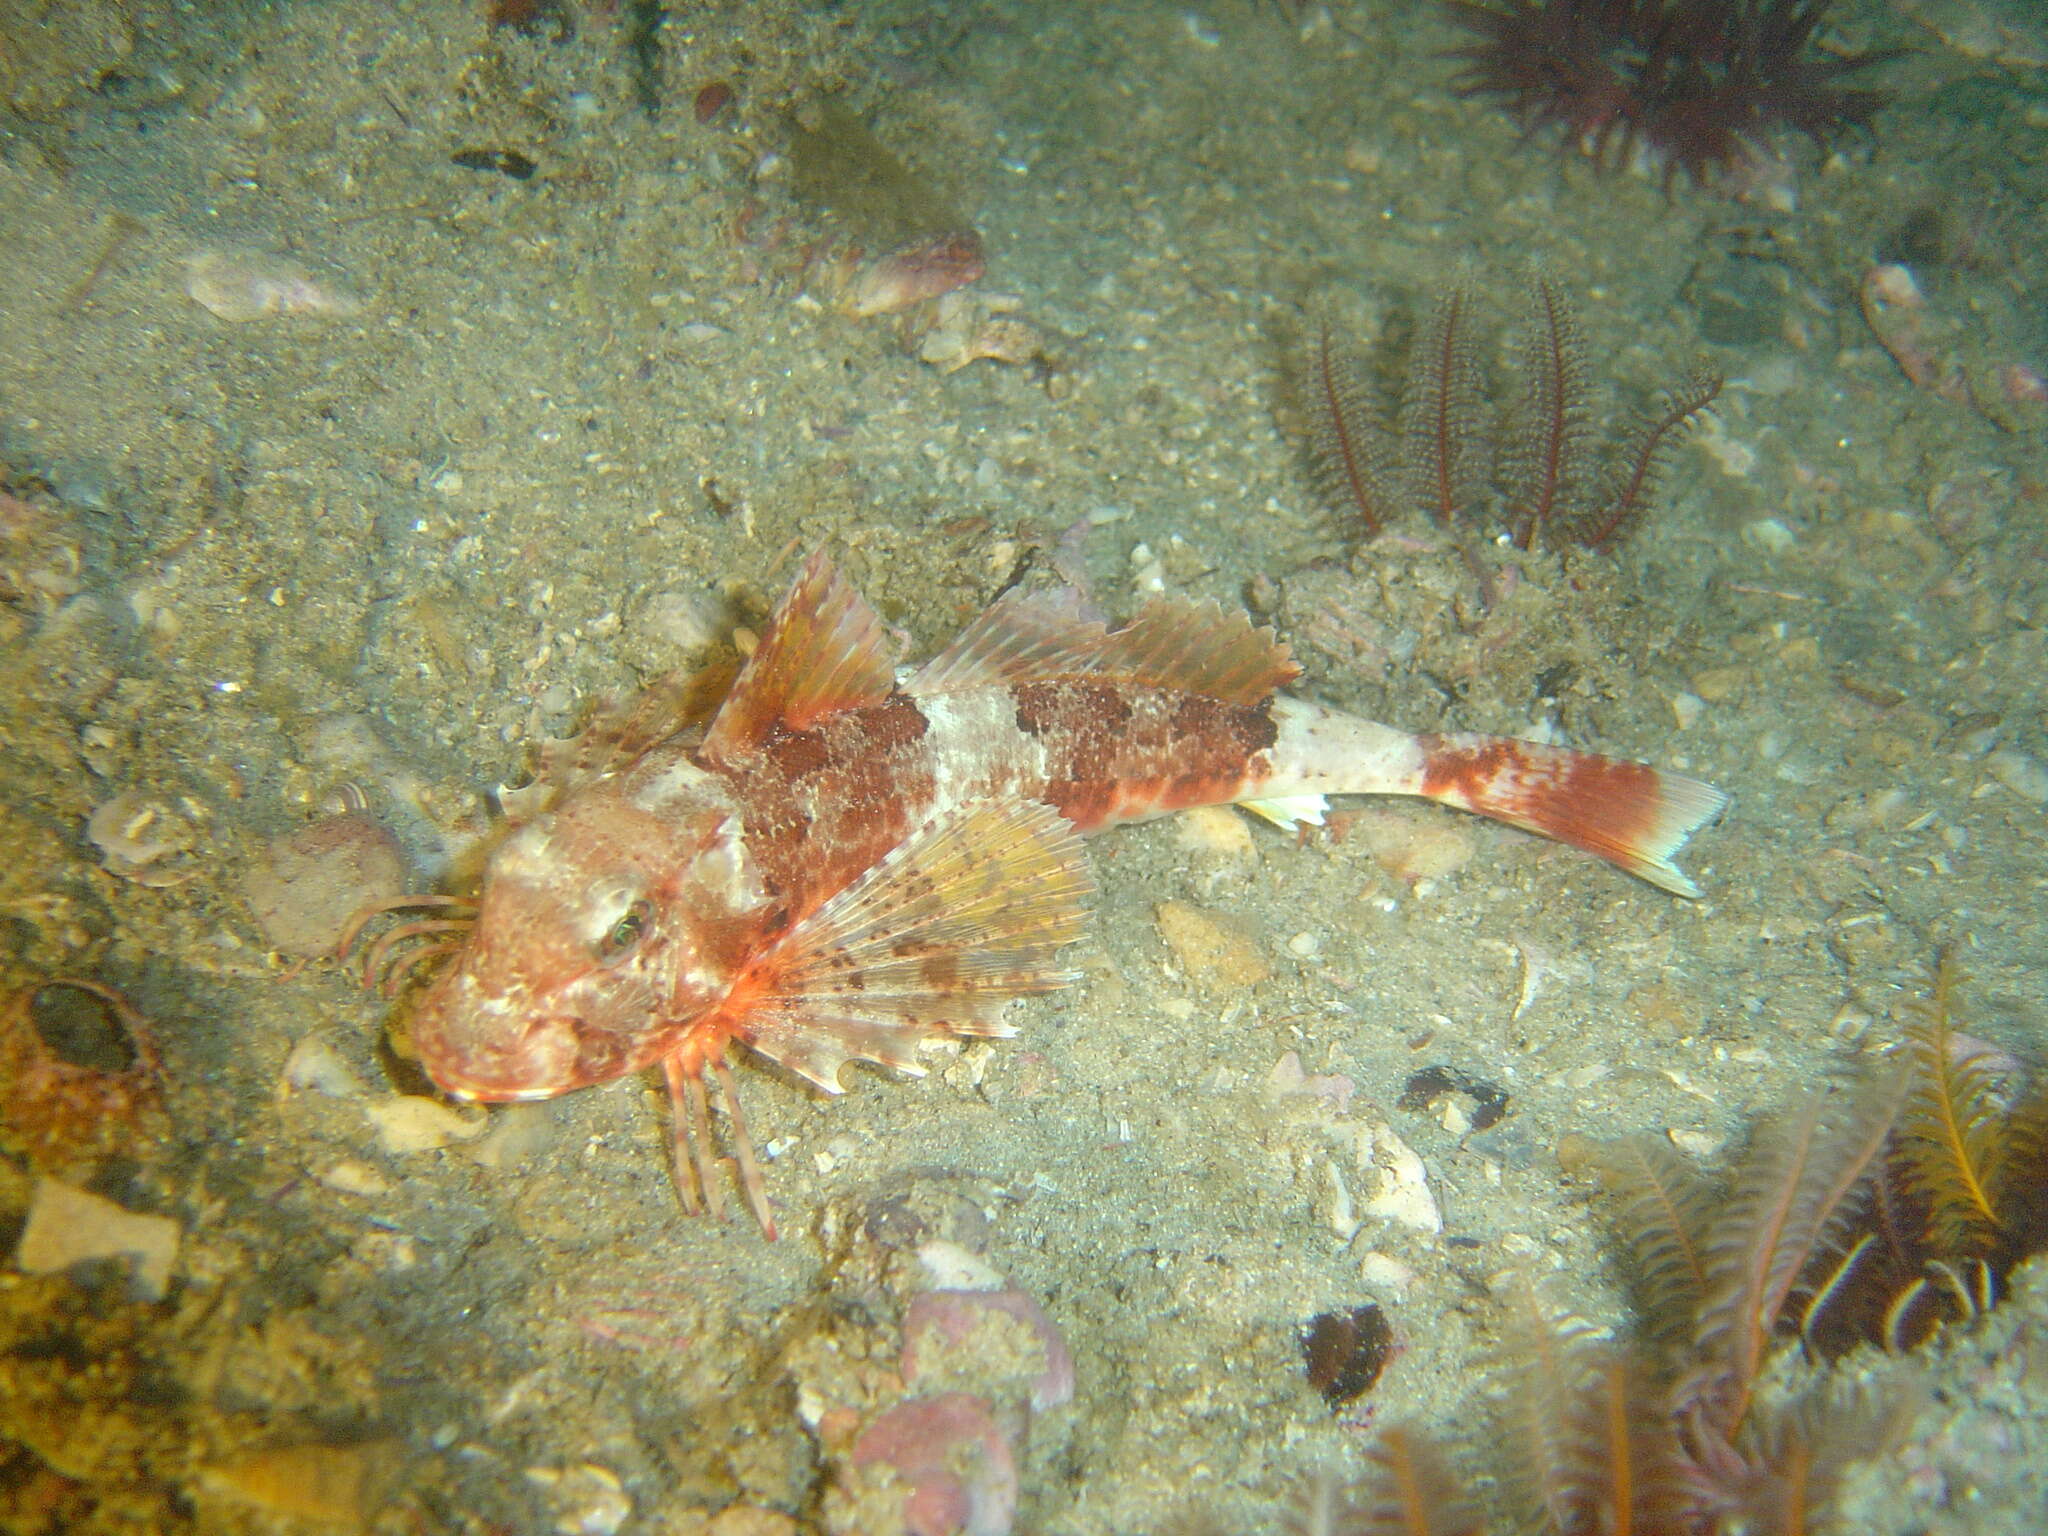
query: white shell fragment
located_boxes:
[1357,1117,1442,1234]
[184,246,362,322]
[15,1177,181,1299]
[363,1095,489,1154]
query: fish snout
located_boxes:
[411,990,585,1103]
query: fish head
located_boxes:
[410,760,763,1103]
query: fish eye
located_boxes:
[597,898,652,961]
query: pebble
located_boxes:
[363,1094,488,1154]
[901,1289,1076,1414]
[1154,899,1270,993]
[1742,516,1797,554]
[1356,1118,1441,1234]
[318,1159,394,1197]
[849,1392,1017,1536]
[1987,747,2048,803]
[1351,810,1475,884]
[197,1438,403,1526]
[14,1176,180,1299]
[1175,803,1256,860]
[242,808,408,957]
[466,1102,555,1170]
[184,246,362,321]
[281,1035,369,1098]
[525,1463,632,1536]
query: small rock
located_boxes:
[1351,811,1474,884]
[14,1176,180,1298]
[197,1439,403,1525]
[902,1289,1075,1414]
[1357,1118,1441,1234]
[243,810,408,957]
[466,1101,555,1170]
[849,1393,1018,1536]
[525,1463,632,1536]
[1154,899,1270,993]
[363,1095,488,1154]
[281,1035,369,1098]
[1174,804,1256,861]
[184,247,362,322]
[318,1159,393,1197]
[1987,748,2048,803]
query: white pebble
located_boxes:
[15,1178,180,1299]
[1987,748,2048,803]
[318,1159,394,1197]
[184,247,361,322]
[282,1036,368,1098]
[364,1095,489,1153]
[1742,517,1796,555]
[1669,691,1705,730]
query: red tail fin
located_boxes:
[1417,733,1725,897]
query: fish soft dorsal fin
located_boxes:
[914,586,1298,706]
[724,798,1093,1093]
[701,552,898,764]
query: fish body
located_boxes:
[411,554,1724,1233]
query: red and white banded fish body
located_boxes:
[410,553,1724,1234]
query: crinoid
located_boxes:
[1441,0,1899,193]
[1290,268,1719,553]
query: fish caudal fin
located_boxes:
[1416,732,1726,897]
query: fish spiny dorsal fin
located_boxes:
[722,798,1093,1093]
[914,586,1297,706]
[910,585,1107,693]
[702,552,898,764]
[1099,596,1299,704]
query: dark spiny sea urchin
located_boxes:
[1441,0,1898,191]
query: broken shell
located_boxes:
[87,788,203,886]
[14,1175,180,1300]
[184,247,362,322]
[0,976,167,1171]
[845,230,986,318]
[363,1094,488,1154]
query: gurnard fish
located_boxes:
[410,553,1724,1236]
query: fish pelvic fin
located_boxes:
[729,798,1094,1093]
[1417,732,1726,897]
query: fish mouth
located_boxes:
[412,1007,586,1103]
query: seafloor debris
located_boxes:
[195,1437,406,1528]
[240,791,410,958]
[847,1392,1017,1536]
[182,246,362,322]
[1301,1302,1395,1409]
[0,975,166,1172]
[806,1235,1072,1536]
[13,1175,180,1300]
[86,787,206,887]
[1858,260,2048,428]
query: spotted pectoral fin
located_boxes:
[730,798,1093,1092]
[913,585,1298,705]
[702,551,899,765]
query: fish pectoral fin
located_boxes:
[701,551,899,763]
[733,798,1093,1092]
